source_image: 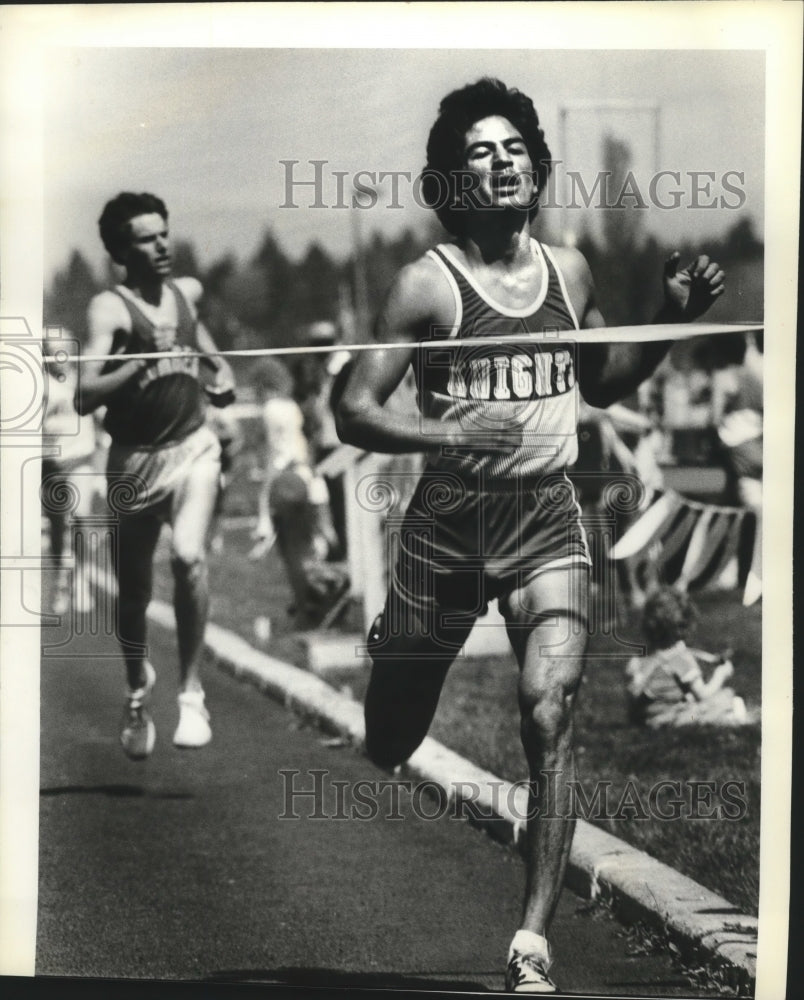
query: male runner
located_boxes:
[77,192,235,760]
[335,79,725,993]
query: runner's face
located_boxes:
[461,116,535,212]
[121,213,172,280]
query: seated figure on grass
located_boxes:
[624,585,753,729]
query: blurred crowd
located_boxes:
[574,330,763,497]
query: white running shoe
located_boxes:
[505,950,557,994]
[120,661,157,761]
[173,690,212,749]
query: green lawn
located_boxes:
[151,468,762,917]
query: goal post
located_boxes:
[555,99,662,246]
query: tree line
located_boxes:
[45,209,762,370]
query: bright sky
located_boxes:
[44,46,765,282]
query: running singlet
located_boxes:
[101,281,207,448]
[418,240,580,482]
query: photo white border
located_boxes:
[1,4,799,996]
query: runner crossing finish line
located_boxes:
[328,77,749,997]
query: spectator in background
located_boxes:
[573,399,663,610]
[249,358,342,627]
[206,404,244,555]
[293,321,351,559]
[250,358,306,556]
[660,346,713,466]
[710,332,763,605]
[42,336,101,615]
[624,586,751,728]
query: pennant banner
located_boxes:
[609,489,760,605]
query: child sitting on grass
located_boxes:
[625,586,751,728]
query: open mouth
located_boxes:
[491,175,520,193]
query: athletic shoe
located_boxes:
[120,661,157,761]
[173,690,212,749]
[505,950,557,994]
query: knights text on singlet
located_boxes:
[101,281,207,448]
[417,241,580,481]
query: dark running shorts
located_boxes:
[383,466,591,628]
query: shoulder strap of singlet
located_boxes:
[167,279,197,336]
[113,280,197,340]
[431,241,553,319]
[112,285,149,332]
[540,244,581,330]
[425,247,463,337]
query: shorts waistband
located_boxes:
[423,467,573,496]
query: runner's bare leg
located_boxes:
[170,452,220,693]
[501,566,589,933]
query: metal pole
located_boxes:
[351,187,372,344]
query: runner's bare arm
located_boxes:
[178,277,235,391]
[74,292,147,415]
[562,248,725,408]
[196,322,235,391]
[336,258,492,453]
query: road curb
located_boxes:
[147,601,758,992]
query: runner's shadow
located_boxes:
[206,967,492,991]
[40,784,193,800]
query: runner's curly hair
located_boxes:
[99,192,168,263]
[641,586,698,652]
[420,77,552,236]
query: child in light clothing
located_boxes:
[625,586,750,728]
[42,338,103,614]
[248,359,344,627]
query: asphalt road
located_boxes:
[37,610,709,997]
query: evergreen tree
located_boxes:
[44,250,101,344]
[171,239,201,279]
[292,242,340,326]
